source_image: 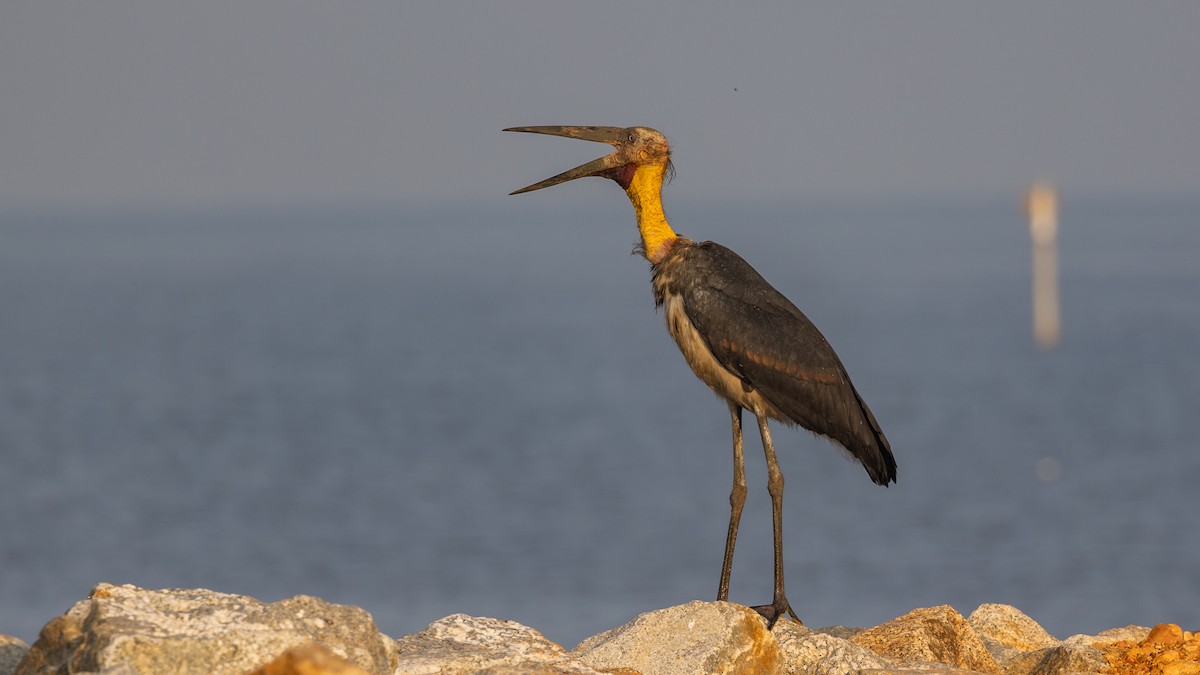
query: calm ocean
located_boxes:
[1,197,1197,646]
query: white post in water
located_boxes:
[1026,183,1061,349]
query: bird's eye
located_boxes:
[628,132,636,143]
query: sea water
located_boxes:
[1,198,1196,647]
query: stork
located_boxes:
[505,125,896,626]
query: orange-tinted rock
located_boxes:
[1148,623,1186,646]
[1100,623,1200,675]
[850,605,999,673]
[248,645,370,675]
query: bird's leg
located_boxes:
[751,415,802,628]
[717,403,747,602]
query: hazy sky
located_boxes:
[3,2,1198,210]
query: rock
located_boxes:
[776,624,895,675]
[965,604,1061,672]
[995,626,1153,675]
[248,644,371,675]
[850,605,1000,673]
[1096,623,1200,675]
[968,604,1059,653]
[14,583,395,675]
[1147,623,1187,646]
[8,586,1194,675]
[0,636,29,675]
[844,666,994,674]
[814,625,867,640]
[393,613,605,674]
[1000,642,1106,675]
[574,601,781,675]
[977,638,1021,669]
[995,624,1166,675]
[1066,625,1153,646]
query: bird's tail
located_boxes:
[846,385,897,486]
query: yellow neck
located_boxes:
[624,163,677,263]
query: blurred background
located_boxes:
[2,2,1197,647]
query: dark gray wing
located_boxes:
[680,242,896,485]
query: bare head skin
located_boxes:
[504,126,670,193]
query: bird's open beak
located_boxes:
[504,126,629,195]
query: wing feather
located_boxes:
[674,242,896,485]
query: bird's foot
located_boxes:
[751,597,802,629]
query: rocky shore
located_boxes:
[3,583,1196,674]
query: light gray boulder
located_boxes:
[776,624,894,674]
[574,600,782,675]
[0,635,29,675]
[393,613,605,674]
[14,583,394,675]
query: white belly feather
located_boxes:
[661,292,776,418]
